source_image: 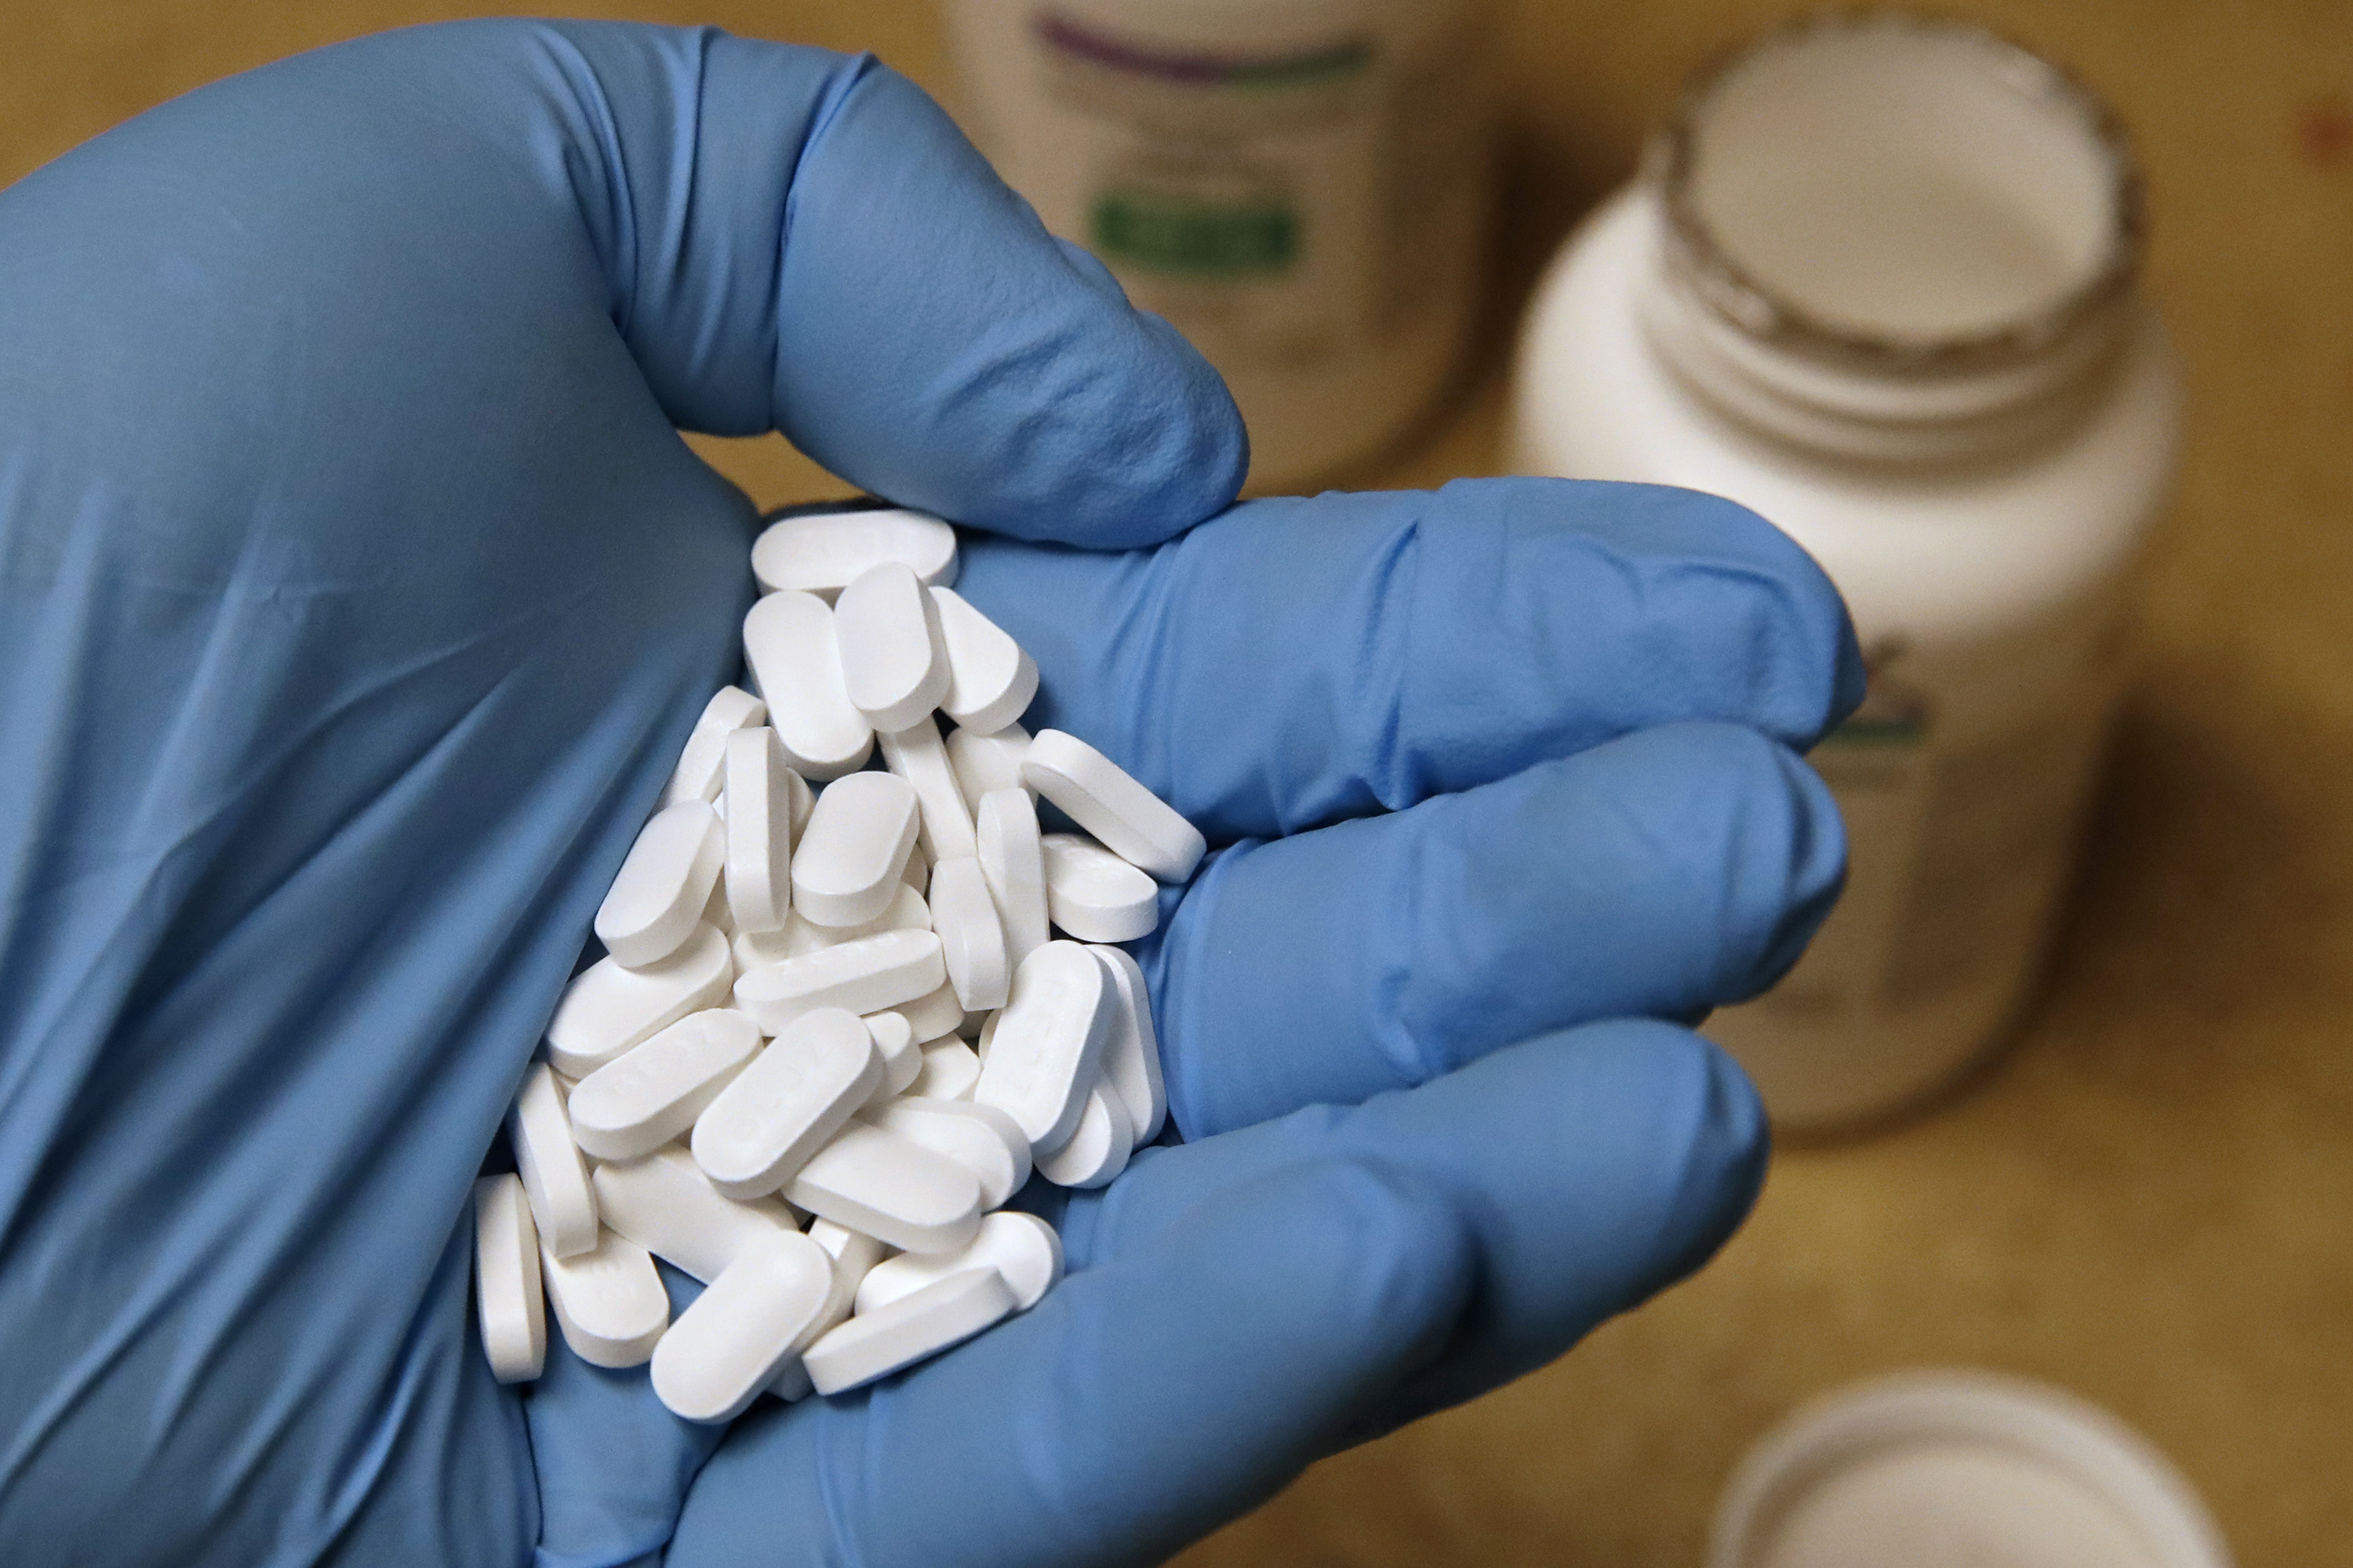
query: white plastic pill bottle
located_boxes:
[946,0,1496,491]
[1509,14,2182,1132]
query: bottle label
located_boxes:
[996,9,1484,369]
[1733,613,2127,1031]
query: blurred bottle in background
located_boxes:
[947,0,1496,491]
[1512,14,2182,1131]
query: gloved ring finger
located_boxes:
[1140,719,1842,1139]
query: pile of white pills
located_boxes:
[471,508,1205,1421]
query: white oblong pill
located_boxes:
[861,1011,923,1101]
[1087,944,1167,1146]
[926,856,1010,1012]
[1035,1083,1133,1189]
[864,1096,1031,1210]
[792,771,920,928]
[907,1038,982,1101]
[568,1009,762,1162]
[742,590,875,781]
[891,978,965,1043]
[974,941,1115,1151]
[783,1121,982,1255]
[763,1214,895,1405]
[724,729,797,934]
[693,1008,882,1199]
[803,1268,1015,1396]
[929,588,1038,734]
[651,1230,834,1423]
[856,1210,1062,1317]
[751,507,958,599]
[808,1217,889,1336]
[698,871,734,938]
[474,1174,546,1383]
[544,924,734,1077]
[595,800,726,969]
[1039,832,1160,943]
[733,929,945,1035]
[835,562,951,732]
[878,716,977,865]
[785,766,816,841]
[946,722,1032,818]
[540,1229,668,1368]
[592,1145,801,1284]
[508,1062,598,1258]
[1021,729,1206,883]
[661,686,767,808]
[736,882,929,972]
[976,788,1050,971]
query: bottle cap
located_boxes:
[1710,1370,2231,1568]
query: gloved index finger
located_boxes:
[579,28,1246,546]
[956,475,1864,840]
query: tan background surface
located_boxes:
[5,2,2348,1562]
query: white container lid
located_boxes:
[1710,1371,2231,1568]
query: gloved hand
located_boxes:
[0,20,1860,1568]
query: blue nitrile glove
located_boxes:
[0,20,1862,1568]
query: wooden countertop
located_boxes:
[7,2,2347,1562]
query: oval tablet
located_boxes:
[733,928,945,1035]
[976,788,1050,971]
[927,856,1010,1011]
[544,923,734,1077]
[1021,729,1206,882]
[735,882,929,972]
[507,1061,598,1258]
[929,588,1038,734]
[892,978,966,1043]
[946,722,1032,818]
[592,1146,801,1284]
[569,1008,762,1162]
[878,716,977,865]
[864,1097,1031,1210]
[1035,1083,1133,1190]
[474,1174,546,1384]
[651,1231,834,1423]
[1088,944,1168,1146]
[836,562,951,732]
[802,1268,1015,1396]
[661,686,767,808]
[1039,832,1159,944]
[741,590,874,781]
[974,941,1115,1151]
[792,771,921,928]
[783,1121,982,1255]
[856,1210,1063,1316]
[596,800,725,969]
[807,1217,889,1337]
[907,1038,982,1101]
[723,728,796,934]
[764,1217,893,1403]
[750,507,958,599]
[540,1229,668,1368]
[693,1008,881,1199]
[862,1010,924,1100]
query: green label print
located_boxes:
[1092,190,1298,277]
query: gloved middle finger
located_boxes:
[953,475,1862,844]
[1137,719,1842,1139]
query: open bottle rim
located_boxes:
[1653,11,2146,373]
